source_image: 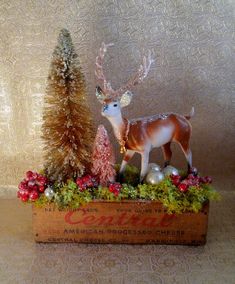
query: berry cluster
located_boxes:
[76,174,98,191]
[109,183,122,196]
[170,170,212,193]
[17,171,48,202]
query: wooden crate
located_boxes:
[32,200,209,245]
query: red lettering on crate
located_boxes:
[64,209,176,227]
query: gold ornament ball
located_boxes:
[148,163,161,172]
[162,165,179,177]
[145,170,164,185]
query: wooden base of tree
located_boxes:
[32,201,209,245]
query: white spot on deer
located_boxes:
[151,125,174,148]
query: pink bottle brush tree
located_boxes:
[91,125,116,186]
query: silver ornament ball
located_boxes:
[162,165,179,177]
[148,163,161,172]
[145,170,164,185]
[44,187,54,200]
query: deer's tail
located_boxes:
[184,107,195,120]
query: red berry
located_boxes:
[18,188,30,198]
[21,195,29,202]
[178,183,189,192]
[26,171,34,181]
[202,176,212,184]
[37,175,47,185]
[32,172,39,180]
[109,183,122,196]
[32,185,38,191]
[18,181,28,190]
[76,178,87,191]
[187,174,196,180]
[38,185,45,192]
[82,175,94,187]
[170,174,181,179]
[172,179,180,186]
[187,179,195,186]
[186,176,200,186]
[170,174,181,186]
[29,190,39,201]
[174,180,180,186]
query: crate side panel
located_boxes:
[32,201,209,245]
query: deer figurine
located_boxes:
[95,43,194,182]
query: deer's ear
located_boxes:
[96,86,105,103]
[120,91,133,107]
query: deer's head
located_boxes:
[95,43,154,119]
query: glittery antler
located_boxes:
[95,43,154,101]
[95,42,115,96]
[116,50,154,97]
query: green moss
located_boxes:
[32,166,220,214]
[115,164,140,185]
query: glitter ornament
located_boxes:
[44,187,54,200]
[145,170,164,185]
[147,163,161,172]
[162,166,179,177]
[91,125,116,186]
[42,29,95,182]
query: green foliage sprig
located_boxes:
[34,166,220,214]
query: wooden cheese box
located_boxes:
[32,200,209,245]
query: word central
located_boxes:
[65,209,176,227]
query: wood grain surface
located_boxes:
[32,201,209,245]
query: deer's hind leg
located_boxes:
[162,142,172,168]
[177,140,192,172]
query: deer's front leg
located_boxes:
[140,151,150,183]
[118,150,135,182]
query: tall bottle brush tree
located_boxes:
[42,29,94,182]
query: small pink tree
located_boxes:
[91,125,116,186]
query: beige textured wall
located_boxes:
[0,0,234,190]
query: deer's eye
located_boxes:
[113,104,118,107]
